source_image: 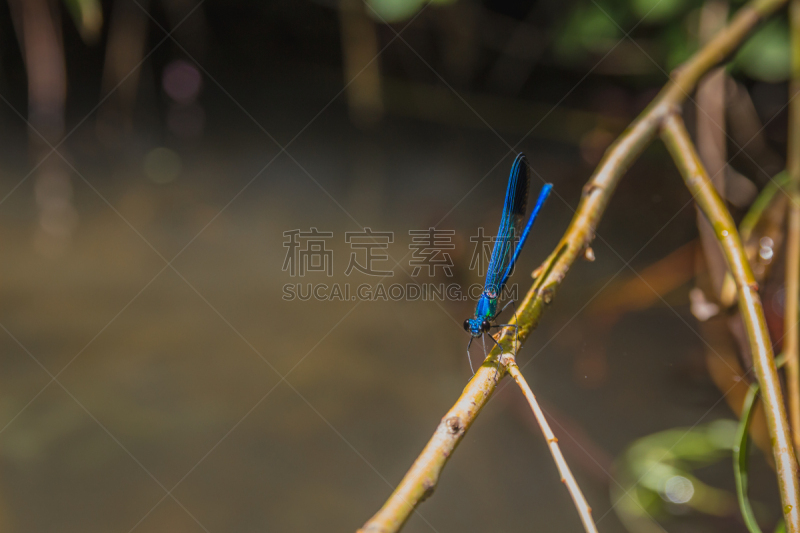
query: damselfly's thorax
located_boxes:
[474,292,498,320]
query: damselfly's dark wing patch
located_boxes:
[499,181,552,290]
[484,153,530,295]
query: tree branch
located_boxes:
[359,0,789,529]
[785,0,800,455]
[504,354,599,533]
[357,359,505,533]
[661,112,800,533]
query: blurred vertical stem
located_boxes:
[7,0,67,146]
[785,0,800,455]
[360,0,791,529]
[339,0,384,127]
[98,0,150,135]
[696,0,730,299]
[661,113,800,533]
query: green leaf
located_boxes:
[740,171,789,242]
[734,19,790,82]
[555,5,621,60]
[733,383,763,533]
[63,0,103,43]
[367,0,455,23]
[662,24,697,70]
[631,0,688,23]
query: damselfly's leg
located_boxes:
[490,299,518,349]
[493,299,516,321]
[466,337,475,375]
[487,333,504,355]
[491,301,521,356]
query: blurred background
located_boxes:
[0,0,792,531]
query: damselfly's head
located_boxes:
[463,317,490,338]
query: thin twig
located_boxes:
[785,0,800,455]
[661,112,800,533]
[359,0,788,529]
[504,354,599,533]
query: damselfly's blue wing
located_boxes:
[484,153,552,298]
[483,153,530,296]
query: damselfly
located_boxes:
[463,153,552,372]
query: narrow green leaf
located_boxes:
[740,171,790,242]
[733,383,763,533]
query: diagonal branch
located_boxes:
[357,358,506,533]
[504,354,599,533]
[359,0,789,530]
[661,112,800,533]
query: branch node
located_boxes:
[540,287,554,304]
[665,101,683,118]
[582,247,596,262]
[444,416,463,435]
[582,183,601,197]
[420,481,435,501]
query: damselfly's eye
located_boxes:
[481,320,491,332]
[463,319,471,332]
